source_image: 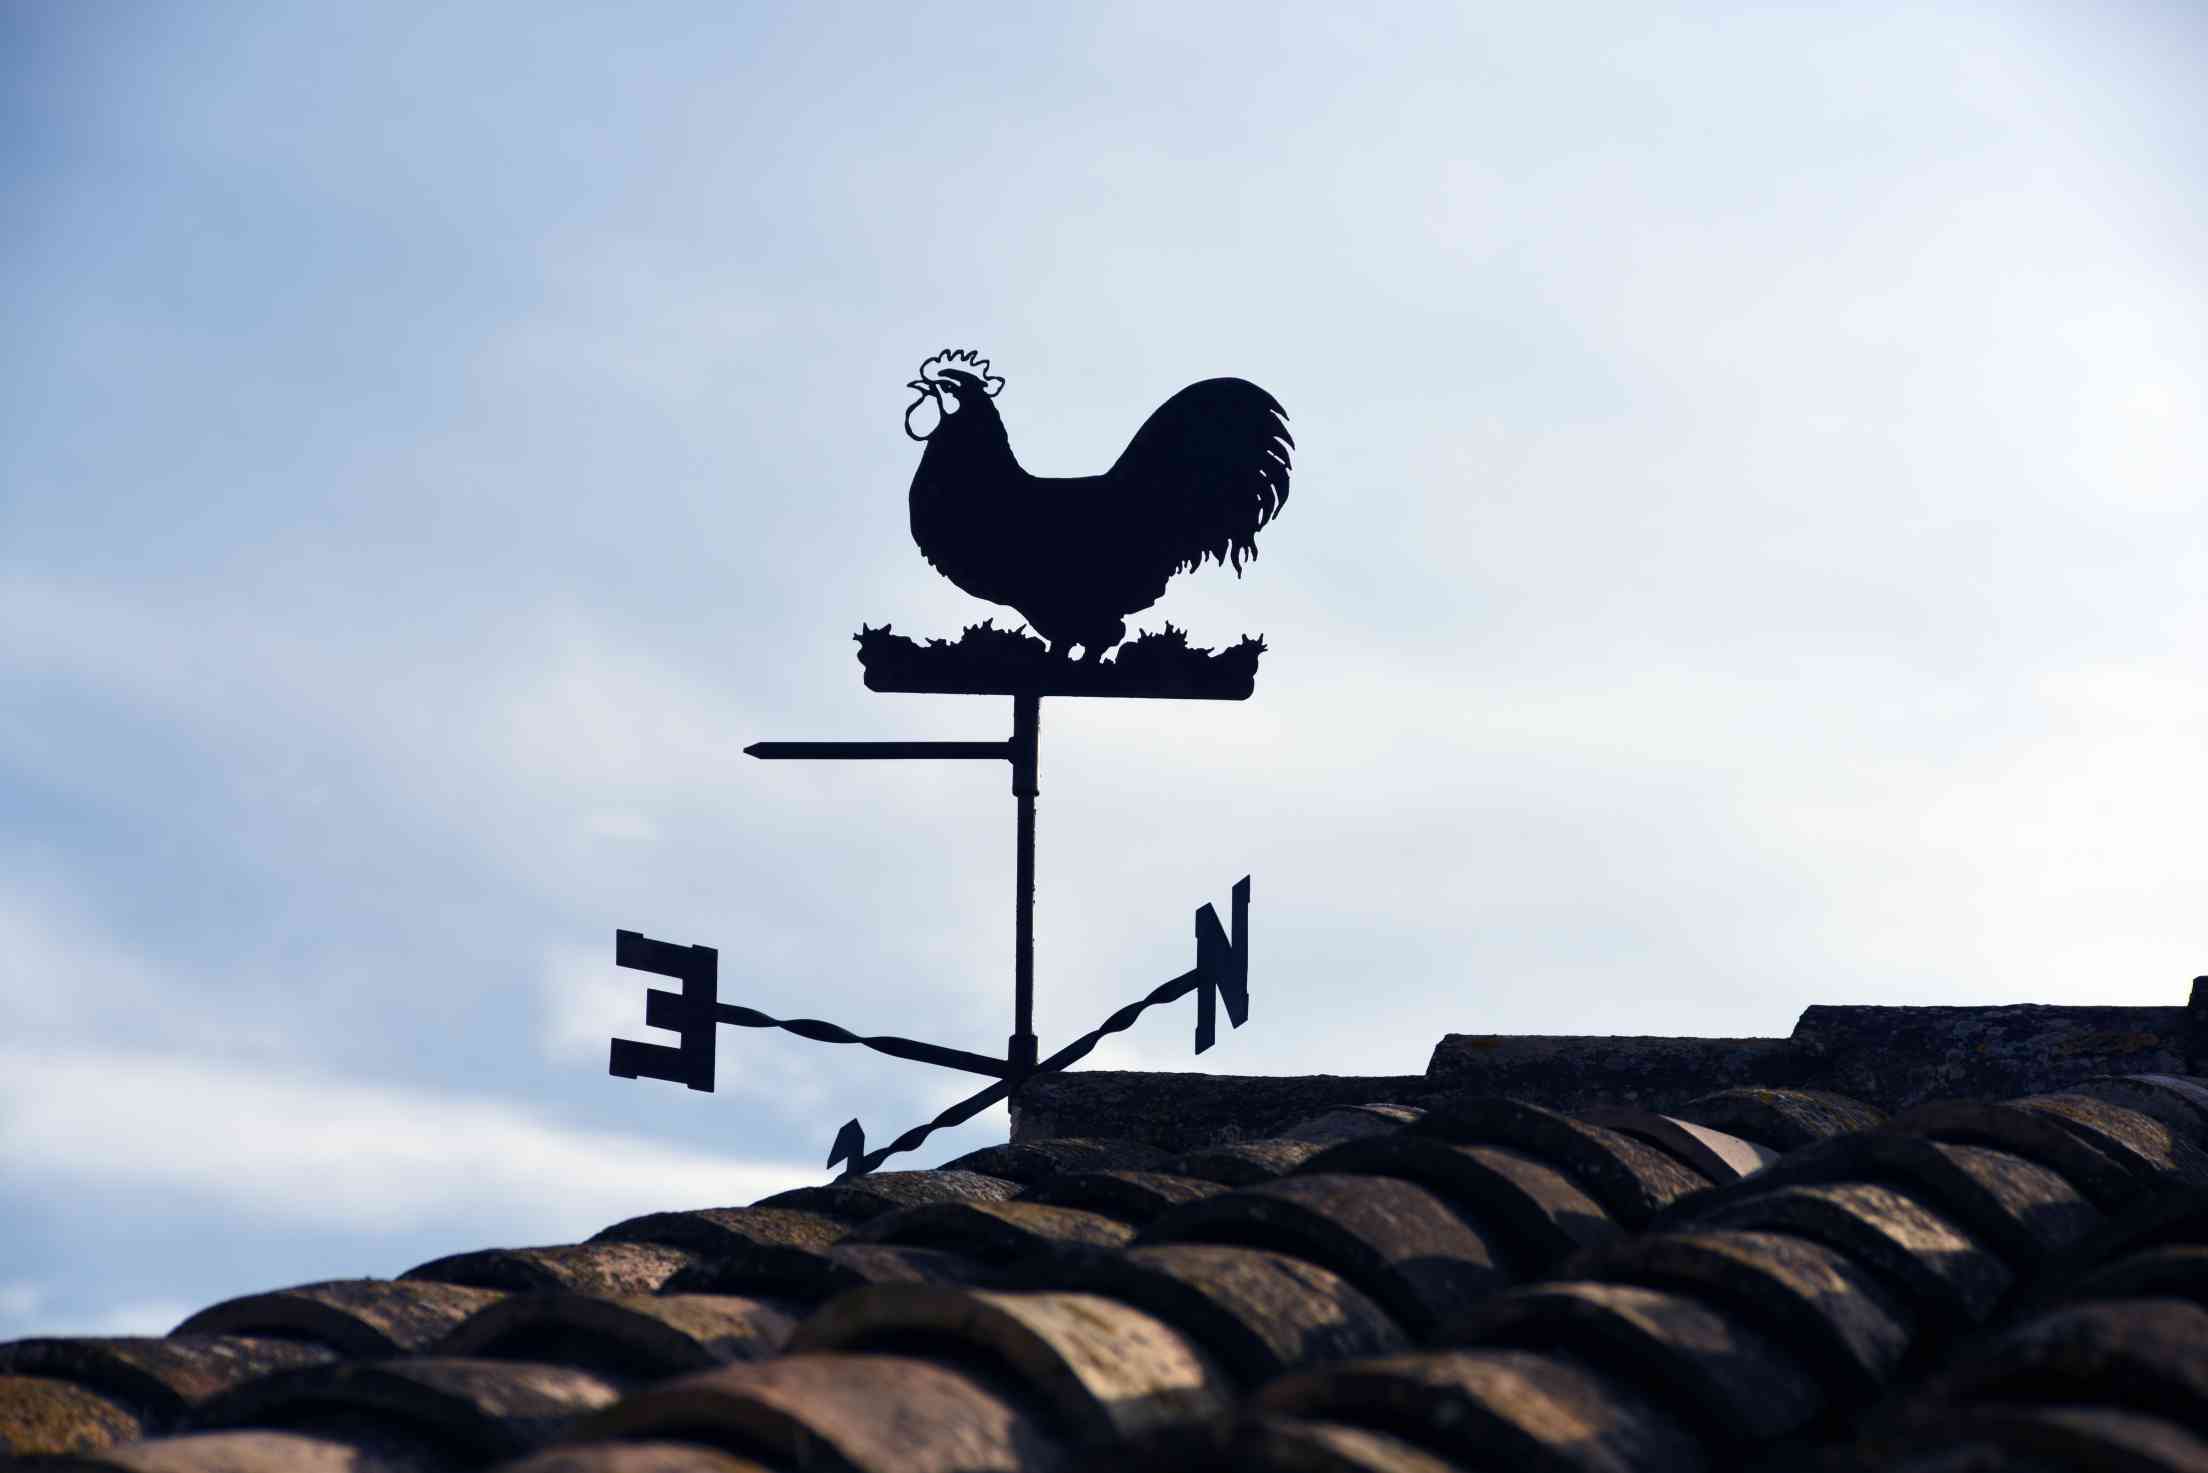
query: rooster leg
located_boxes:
[1078,619,1126,664]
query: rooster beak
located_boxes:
[906,380,932,393]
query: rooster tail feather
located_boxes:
[1108,377,1292,584]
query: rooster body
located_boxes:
[904,352,1291,660]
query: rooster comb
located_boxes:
[916,349,1004,393]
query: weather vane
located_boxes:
[609,349,1293,1175]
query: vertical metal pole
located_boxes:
[1009,694,1040,1079]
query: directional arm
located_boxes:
[611,932,1017,1088]
[745,741,1010,761]
[826,877,1253,1176]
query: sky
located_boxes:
[3,1,2204,1338]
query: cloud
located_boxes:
[0,1049,813,1241]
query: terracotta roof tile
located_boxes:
[2048,1244,2208,1312]
[0,1375,144,1458]
[2066,1074,2208,1145]
[1572,1107,1780,1184]
[588,1209,863,1301]
[1564,1227,1914,1399]
[750,1169,1021,1225]
[186,1358,621,1464]
[587,1207,846,1260]
[1011,1169,1226,1226]
[574,1353,1068,1472]
[1268,1106,1430,1146]
[2006,1093,2208,1189]
[841,1200,1137,1261]
[403,1245,699,1298]
[1002,1243,1408,1387]
[1669,1087,1886,1150]
[1257,1347,1710,1473]
[1406,1097,1714,1227]
[1137,1173,1508,1335]
[172,1281,507,1358]
[23,1428,434,1472]
[1434,1279,1826,1449]
[1157,1138,1331,1186]
[661,1242,991,1303]
[1863,1405,2208,1473]
[1884,1100,2145,1210]
[0,1337,337,1430]
[1104,1414,1473,1473]
[434,1296,795,1381]
[1673,1135,2100,1271]
[1204,1415,1471,1473]
[1916,1297,2208,1429]
[1678,1180,2012,1332]
[788,1285,1230,1443]
[935,1139,1170,1186]
[490,1442,776,1473]
[1296,1135,1620,1274]
[19,1067,2208,1471]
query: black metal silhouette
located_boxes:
[612,878,1248,1177]
[905,350,1291,663]
[608,352,1285,1176]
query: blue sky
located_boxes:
[4,2,2203,1336]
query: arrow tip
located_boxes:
[827,1118,866,1173]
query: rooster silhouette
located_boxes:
[903,350,1292,661]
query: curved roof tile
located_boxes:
[14,1078,2208,1470]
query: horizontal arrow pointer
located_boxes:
[745,741,1012,760]
[714,1004,1011,1077]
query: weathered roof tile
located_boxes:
[0,1374,145,1457]
[589,1209,859,1300]
[173,1280,507,1358]
[1435,1279,1826,1448]
[1673,1135,2100,1269]
[186,1358,622,1463]
[662,1241,993,1302]
[1137,1173,1508,1336]
[436,1295,796,1381]
[1913,1297,2208,1429]
[1406,1098,1714,1227]
[0,1337,337,1429]
[1573,1107,1779,1184]
[403,1244,698,1298]
[2008,1093,2208,1189]
[1012,1169,1225,1226]
[843,1201,1136,1261]
[1258,1347,1711,1473]
[752,1169,1021,1225]
[1866,1405,2208,1473]
[587,1208,846,1261]
[936,1139,1169,1186]
[1671,1087,1885,1151]
[790,1285,1230,1444]
[19,1428,438,1472]
[1003,1243,1408,1387]
[1158,1139,1330,1186]
[1674,1182,2012,1330]
[1566,1227,1913,1398]
[1885,1100,2143,1210]
[574,1352,1069,1472]
[490,1441,777,1473]
[27,1042,2208,1472]
[1297,1135,1619,1275]
[2049,1244,2208,1313]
